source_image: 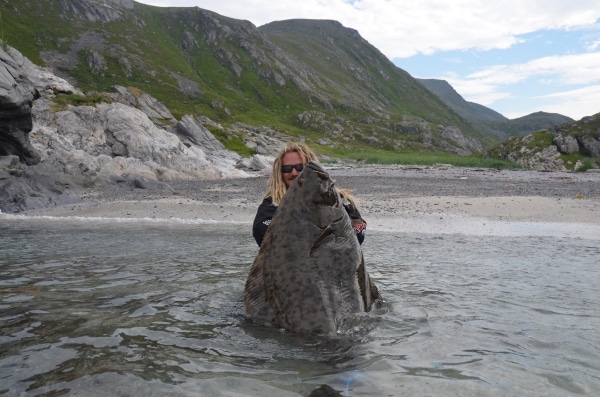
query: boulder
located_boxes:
[579,136,600,157]
[110,85,177,126]
[176,115,225,151]
[554,133,579,154]
[0,155,24,177]
[236,154,274,174]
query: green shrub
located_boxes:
[52,92,111,109]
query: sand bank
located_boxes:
[6,166,600,239]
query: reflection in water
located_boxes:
[1,216,599,396]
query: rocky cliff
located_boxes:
[0,46,276,213]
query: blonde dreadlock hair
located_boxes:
[265,142,317,205]
[264,141,357,205]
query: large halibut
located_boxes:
[244,161,380,335]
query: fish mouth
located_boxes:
[314,170,339,207]
[323,182,338,206]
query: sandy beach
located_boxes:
[14,165,600,239]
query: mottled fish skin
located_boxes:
[244,161,380,335]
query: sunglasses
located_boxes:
[281,163,304,173]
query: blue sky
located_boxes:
[138,1,600,120]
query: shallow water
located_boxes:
[1,215,599,396]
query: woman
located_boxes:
[252,142,367,246]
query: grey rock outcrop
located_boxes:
[110,85,177,127]
[58,0,134,23]
[0,45,255,213]
[29,101,247,182]
[579,135,600,157]
[176,115,225,151]
[439,126,484,155]
[553,133,580,154]
[550,115,600,157]
[229,123,292,156]
[483,113,600,171]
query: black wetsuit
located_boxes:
[252,196,367,247]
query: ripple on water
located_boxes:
[0,219,598,396]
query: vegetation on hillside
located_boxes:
[1,1,494,155]
[319,148,522,169]
[484,114,600,171]
[2,1,595,170]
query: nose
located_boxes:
[291,168,300,176]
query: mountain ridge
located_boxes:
[1,0,591,169]
[416,78,574,140]
[2,0,490,154]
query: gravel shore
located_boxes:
[17,165,600,239]
[76,164,600,201]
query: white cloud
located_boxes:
[585,39,600,51]
[502,85,600,119]
[446,52,600,101]
[525,53,600,85]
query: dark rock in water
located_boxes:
[308,384,343,397]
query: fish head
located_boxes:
[291,161,340,208]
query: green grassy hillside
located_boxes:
[2,0,497,155]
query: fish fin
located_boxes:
[254,215,292,327]
[310,225,335,255]
[356,251,372,311]
[356,251,383,312]
[370,280,383,302]
[243,219,277,324]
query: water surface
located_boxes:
[1,215,599,396]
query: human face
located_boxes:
[281,151,304,188]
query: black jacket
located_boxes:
[252,196,367,246]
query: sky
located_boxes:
[137,0,600,121]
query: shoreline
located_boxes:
[4,166,600,239]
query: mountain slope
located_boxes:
[502,112,575,135]
[1,0,494,153]
[417,78,573,139]
[417,79,507,123]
